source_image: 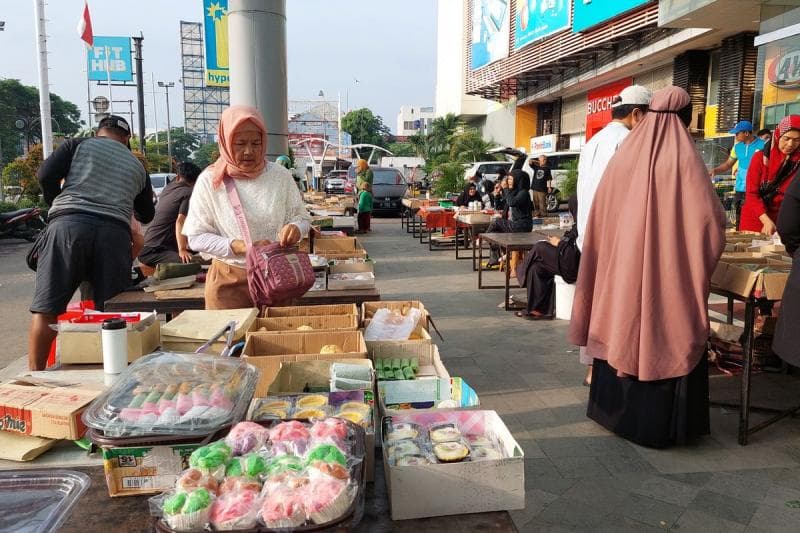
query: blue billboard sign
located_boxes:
[204,0,230,87]
[87,36,133,82]
[471,0,510,70]
[572,0,650,33]
[515,0,571,50]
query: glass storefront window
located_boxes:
[708,49,721,106]
[754,7,800,130]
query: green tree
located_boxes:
[192,142,219,169]
[431,161,466,197]
[429,113,462,154]
[449,129,498,163]
[130,137,170,173]
[386,142,415,157]
[0,79,83,167]
[341,108,391,152]
[150,127,200,162]
[2,144,44,199]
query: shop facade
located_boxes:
[753,7,800,132]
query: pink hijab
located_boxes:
[210,105,267,189]
[568,86,725,381]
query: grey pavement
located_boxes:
[361,216,800,532]
[0,238,36,369]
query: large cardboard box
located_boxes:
[373,345,451,406]
[161,308,258,353]
[101,441,204,497]
[249,314,359,336]
[313,236,361,253]
[58,312,161,365]
[362,301,429,328]
[242,331,368,396]
[328,263,376,291]
[262,304,358,318]
[365,325,432,355]
[383,410,524,520]
[0,381,102,440]
[718,252,777,263]
[712,260,791,299]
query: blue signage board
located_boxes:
[515,0,571,50]
[572,0,650,33]
[204,0,230,87]
[471,0,510,70]
[87,36,133,82]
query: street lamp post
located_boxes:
[158,81,174,171]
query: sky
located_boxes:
[0,0,437,135]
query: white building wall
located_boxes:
[396,105,436,136]
[481,101,516,147]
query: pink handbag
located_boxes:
[224,177,315,306]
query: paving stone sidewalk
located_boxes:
[360,217,800,532]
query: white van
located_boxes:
[463,161,512,182]
[529,150,580,212]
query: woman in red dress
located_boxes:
[740,115,800,234]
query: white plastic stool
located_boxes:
[554,275,575,320]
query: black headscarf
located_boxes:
[456,182,478,207]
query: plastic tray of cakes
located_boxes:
[249,392,373,432]
[383,417,507,466]
[149,418,367,531]
[82,352,260,438]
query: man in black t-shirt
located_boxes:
[138,162,201,270]
[529,155,552,218]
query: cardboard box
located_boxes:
[373,345,451,406]
[719,252,778,263]
[249,314,359,336]
[317,250,368,261]
[58,312,161,365]
[262,304,358,318]
[313,236,362,253]
[362,301,429,328]
[264,360,377,482]
[366,325,432,355]
[382,410,524,520]
[101,442,204,497]
[161,308,258,353]
[456,213,492,224]
[328,263,376,291]
[0,381,102,440]
[712,261,791,299]
[242,331,368,396]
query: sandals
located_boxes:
[514,311,553,320]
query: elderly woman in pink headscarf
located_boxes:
[568,86,725,448]
[183,105,311,309]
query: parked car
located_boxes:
[528,151,580,212]
[150,173,176,200]
[322,170,353,194]
[463,161,512,182]
[348,166,408,215]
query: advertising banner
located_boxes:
[204,0,230,87]
[515,0,571,50]
[471,0,510,70]
[572,0,649,33]
[530,134,557,154]
[758,43,800,128]
[87,36,133,82]
[585,77,632,140]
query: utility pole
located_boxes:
[133,35,147,155]
[33,0,53,157]
[158,81,174,171]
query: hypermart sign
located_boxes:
[530,134,557,154]
[585,77,632,140]
[86,36,133,82]
[767,49,800,89]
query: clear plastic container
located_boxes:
[0,469,90,533]
[82,351,260,437]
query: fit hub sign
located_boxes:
[87,36,133,82]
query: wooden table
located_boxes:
[105,286,381,316]
[478,232,547,310]
[455,219,492,270]
[708,286,794,445]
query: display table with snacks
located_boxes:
[105,286,381,316]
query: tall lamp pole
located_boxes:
[158,81,174,171]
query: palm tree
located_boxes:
[449,129,498,163]
[429,113,463,155]
[407,132,430,159]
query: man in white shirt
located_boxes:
[575,84,652,383]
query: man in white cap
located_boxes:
[574,84,652,385]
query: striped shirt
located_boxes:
[39,137,153,226]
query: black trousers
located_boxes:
[525,242,560,315]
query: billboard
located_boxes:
[87,36,133,82]
[515,0,571,50]
[572,0,650,33]
[585,77,632,140]
[204,0,229,87]
[471,0,510,70]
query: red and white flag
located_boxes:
[77,0,93,47]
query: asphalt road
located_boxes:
[0,239,35,370]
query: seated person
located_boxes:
[484,179,507,210]
[137,162,202,273]
[484,170,533,267]
[456,182,479,207]
[515,196,579,320]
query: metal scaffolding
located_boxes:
[180,21,229,143]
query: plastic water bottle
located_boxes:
[101,318,128,376]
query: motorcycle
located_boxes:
[0,207,47,242]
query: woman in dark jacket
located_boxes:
[772,174,800,364]
[485,170,534,265]
[515,196,580,320]
[456,182,480,207]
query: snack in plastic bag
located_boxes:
[162,488,213,531]
[336,410,365,426]
[396,454,431,466]
[465,433,493,448]
[189,441,233,480]
[224,453,268,479]
[429,423,462,443]
[293,408,327,420]
[433,441,469,463]
[265,455,304,480]
[296,394,328,408]
[209,488,261,530]
[319,344,343,354]
[305,444,347,466]
[304,476,354,524]
[218,476,262,495]
[363,307,422,341]
[309,417,349,446]
[307,460,350,480]
[470,446,503,461]
[385,422,420,442]
[225,421,270,456]
[259,485,308,529]
[175,468,219,494]
[388,440,420,461]
[269,421,311,456]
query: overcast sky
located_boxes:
[0,0,436,135]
